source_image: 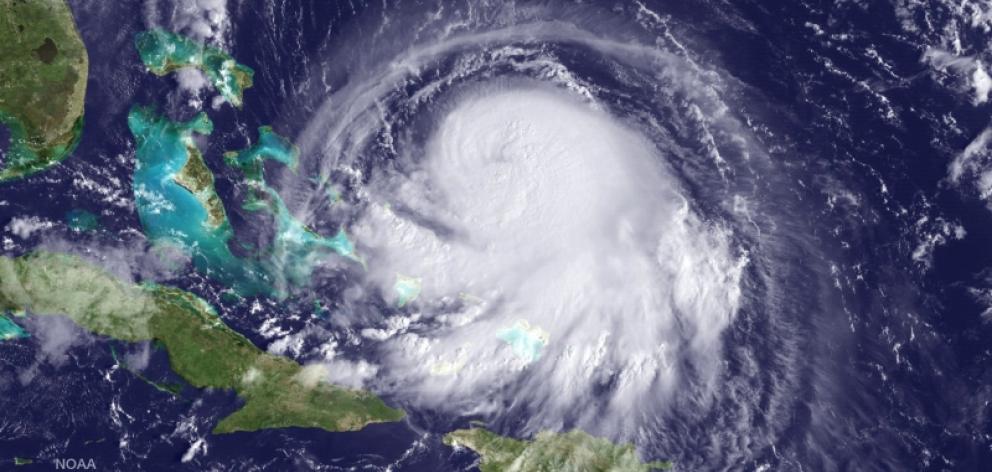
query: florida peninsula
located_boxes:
[0,0,88,180]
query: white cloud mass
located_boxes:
[352,88,747,436]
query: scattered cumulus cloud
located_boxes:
[142,0,231,99]
[949,127,992,208]
[6,216,54,239]
[922,48,992,105]
[144,0,230,44]
[911,216,967,268]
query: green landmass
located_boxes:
[0,0,89,181]
[161,110,228,229]
[173,135,221,219]
[135,28,254,107]
[129,106,227,229]
[443,428,672,472]
[0,251,404,434]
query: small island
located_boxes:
[135,29,254,107]
[128,109,360,297]
[0,315,28,342]
[224,126,359,269]
[444,428,672,472]
[128,105,271,295]
[129,106,228,230]
[0,0,88,181]
[0,251,405,434]
[224,126,358,261]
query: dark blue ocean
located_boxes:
[1,0,991,470]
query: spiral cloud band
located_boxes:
[351,86,747,435]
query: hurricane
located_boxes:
[2,0,991,470]
[254,1,923,468]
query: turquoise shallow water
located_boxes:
[129,108,357,298]
[135,28,254,106]
[0,315,28,342]
[226,126,296,171]
[393,275,422,307]
[498,322,548,363]
[65,209,99,231]
[128,106,271,295]
[226,126,359,292]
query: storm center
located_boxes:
[353,87,746,435]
